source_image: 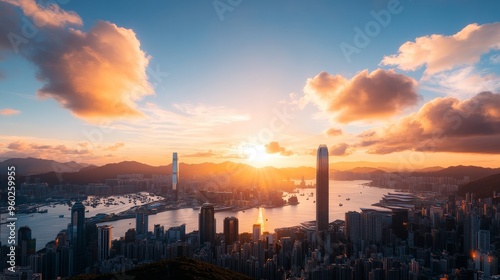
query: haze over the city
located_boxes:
[1,0,500,169]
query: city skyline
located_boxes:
[1,1,500,169]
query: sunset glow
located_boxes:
[0,1,499,170]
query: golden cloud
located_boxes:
[304,69,419,123]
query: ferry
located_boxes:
[288,196,299,205]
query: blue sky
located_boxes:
[1,0,500,168]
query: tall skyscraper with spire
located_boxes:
[172,152,179,201]
[316,144,329,232]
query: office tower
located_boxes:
[253,224,261,241]
[154,224,164,240]
[97,225,112,261]
[71,201,86,272]
[464,213,480,254]
[477,230,490,252]
[136,207,149,235]
[18,226,36,266]
[199,203,216,245]
[166,224,186,243]
[316,144,329,232]
[124,229,136,242]
[223,217,239,246]
[345,211,362,244]
[172,152,178,201]
[392,209,409,240]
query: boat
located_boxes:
[339,203,343,206]
[288,196,299,205]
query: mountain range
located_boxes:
[2,158,500,193]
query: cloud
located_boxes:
[183,150,217,158]
[381,23,500,75]
[0,108,20,115]
[329,143,352,156]
[323,128,343,137]
[5,140,91,156]
[2,0,82,27]
[0,2,21,50]
[491,53,500,64]
[7,141,28,150]
[173,103,250,124]
[103,142,125,151]
[304,69,419,123]
[0,0,153,121]
[265,142,293,156]
[358,91,500,154]
[422,67,500,99]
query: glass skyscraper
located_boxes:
[316,144,329,232]
[199,202,216,245]
[97,225,112,261]
[223,216,239,247]
[71,201,86,273]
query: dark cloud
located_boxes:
[358,91,500,154]
[304,69,420,123]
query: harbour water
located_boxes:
[1,180,394,251]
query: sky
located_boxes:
[0,0,500,169]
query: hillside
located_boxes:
[429,165,500,180]
[0,157,88,175]
[16,160,315,189]
[70,257,253,280]
[458,172,500,198]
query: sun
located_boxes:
[240,143,272,166]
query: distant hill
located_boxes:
[428,165,500,180]
[458,172,500,198]
[70,257,253,280]
[348,167,386,174]
[416,166,444,172]
[0,157,89,175]
[330,161,402,171]
[18,160,315,188]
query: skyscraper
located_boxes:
[172,152,179,201]
[136,207,149,236]
[97,225,112,261]
[199,202,216,245]
[223,217,239,246]
[18,226,36,266]
[316,144,329,232]
[253,224,261,241]
[71,201,86,273]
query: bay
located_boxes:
[1,180,394,251]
